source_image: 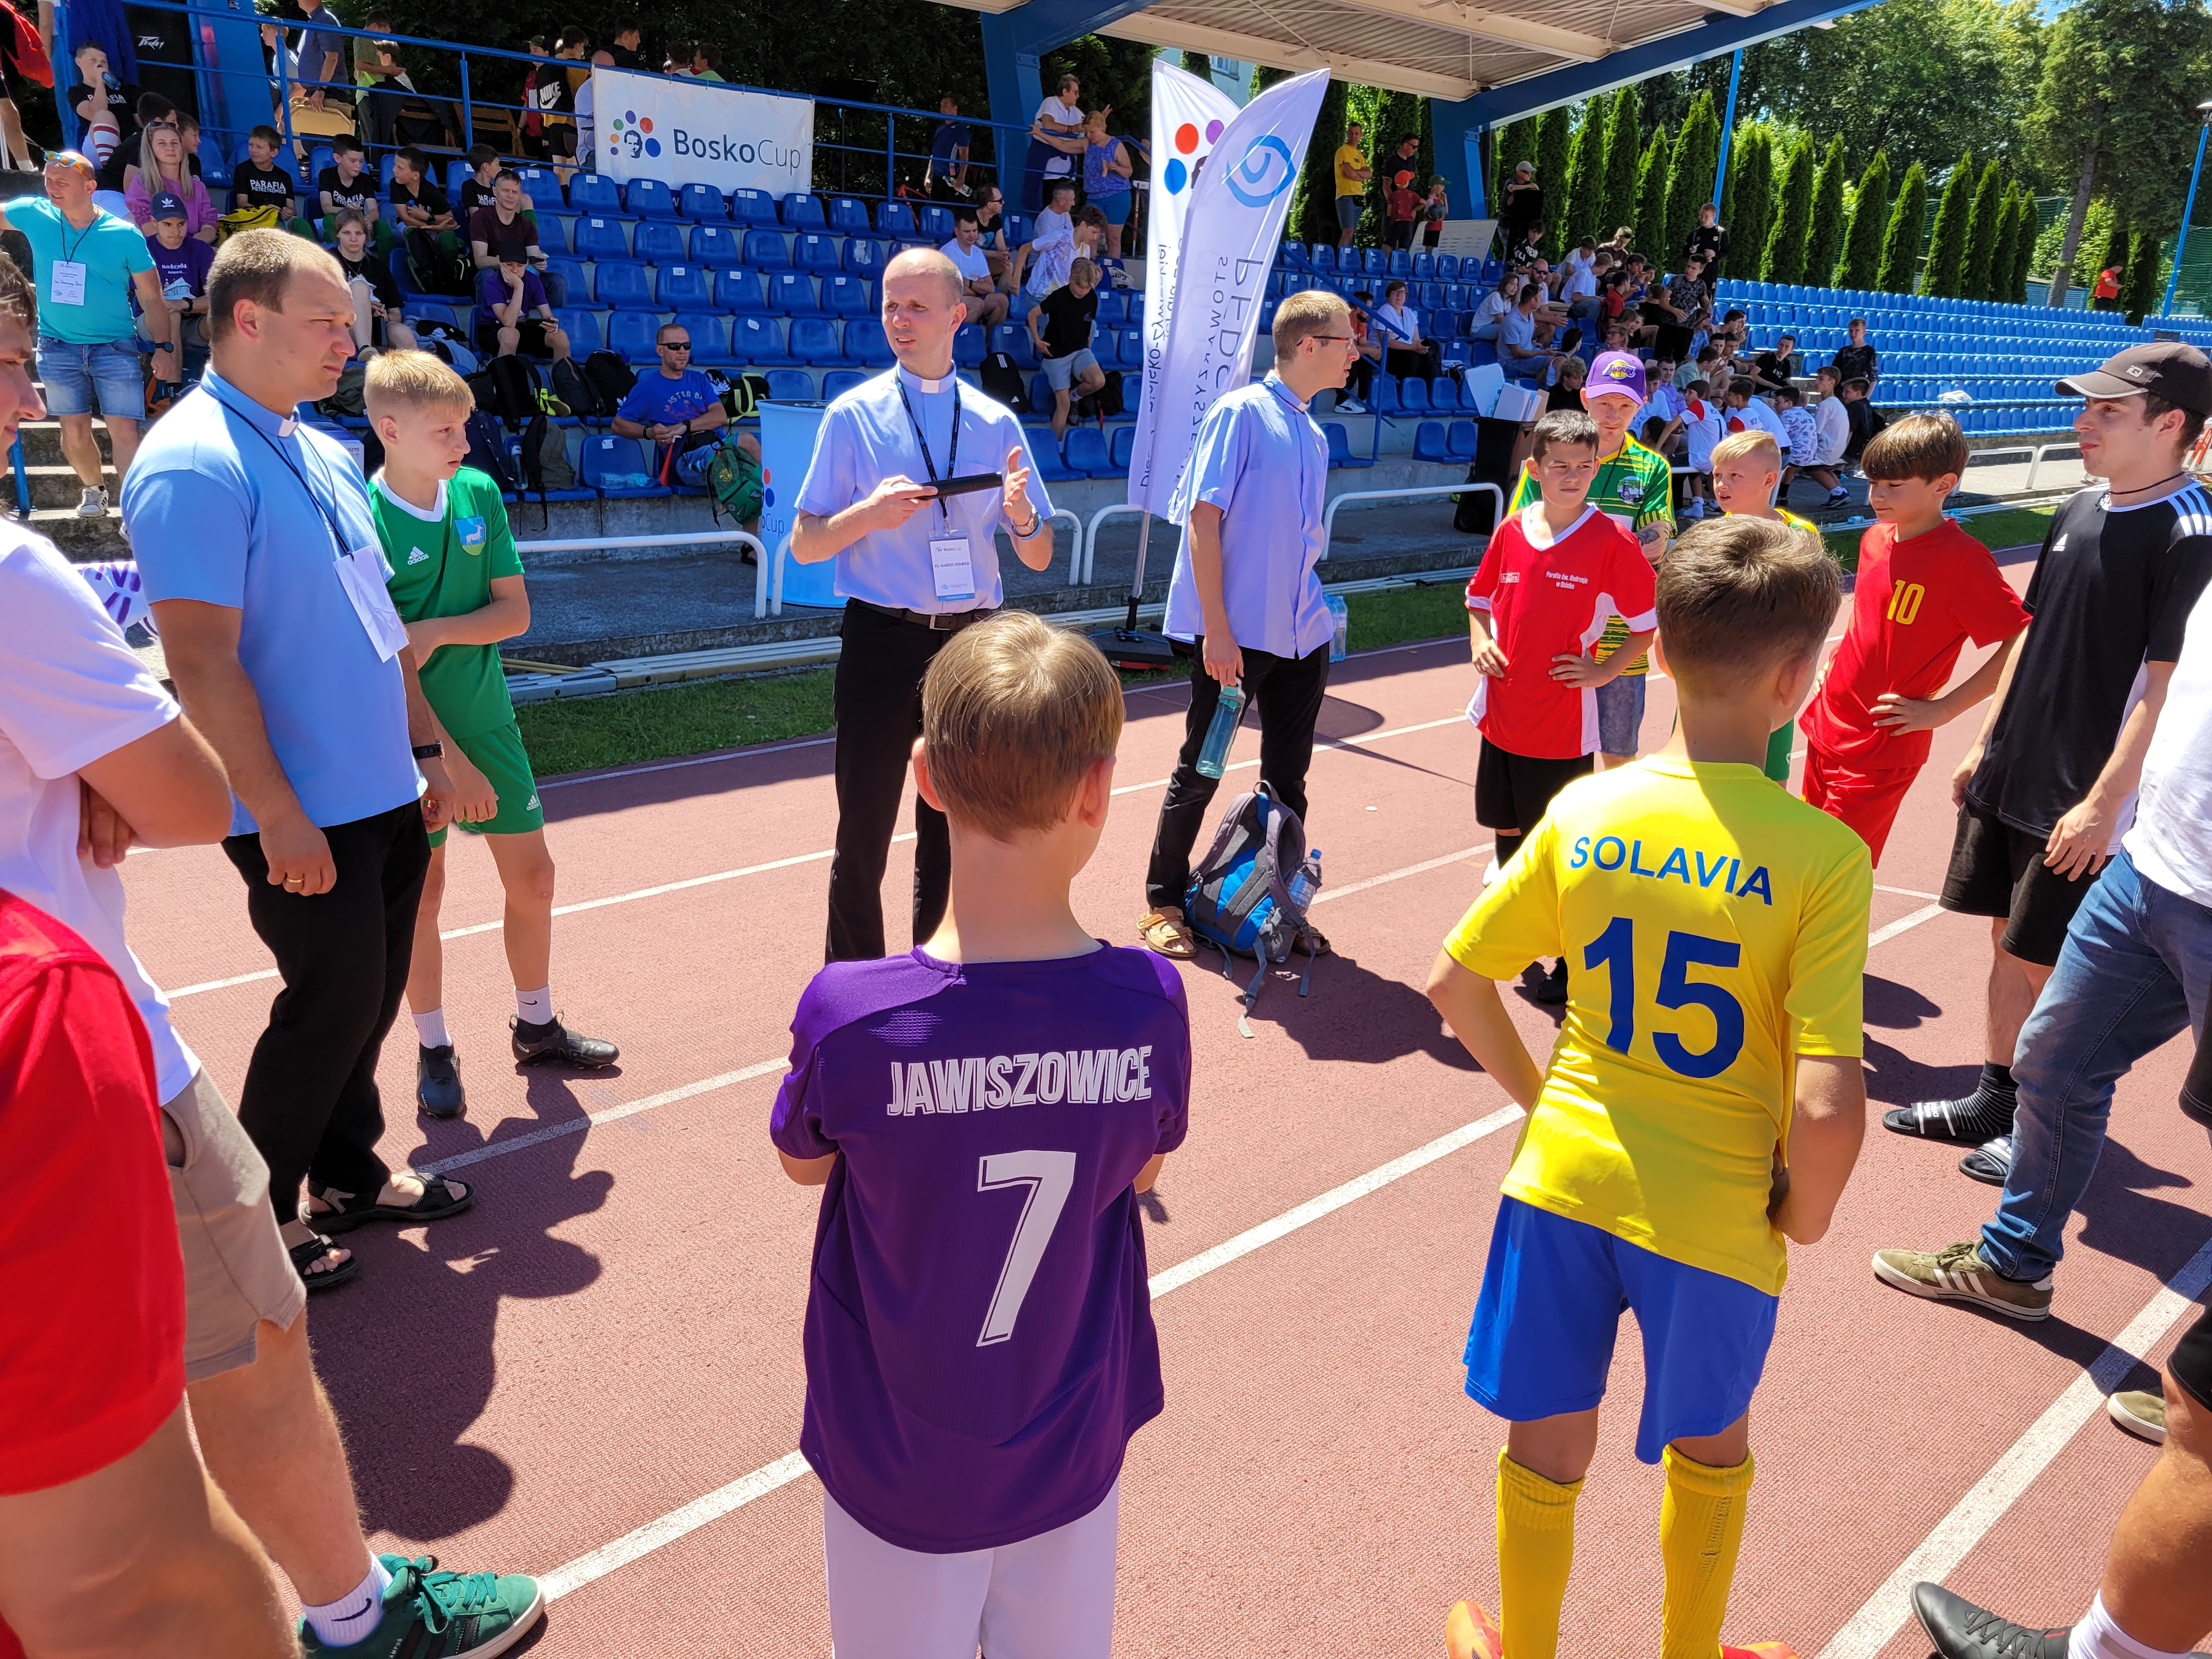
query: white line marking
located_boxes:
[540,1102,1533,1601]
[1815,1237,2212,1659]
[417,1059,790,1177]
[1874,884,1942,901]
[1313,844,1489,906]
[1868,903,1945,949]
[540,735,834,791]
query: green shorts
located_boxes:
[428,719,543,847]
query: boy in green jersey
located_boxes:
[1710,427,1825,783]
[368,351,616,1118]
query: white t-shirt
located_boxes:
[1812,395,1849,466]
[1036,97,1081,176]
[1560,264,1598,304]
[575,78,595,155]
[0,532,199,1100]
[1725,395,1789,449]
[1679,397,1726,471]
[1472,290,1514,329]
[1375,302,1420,347]
[941,238,990,287]
[2127,577,2212,906]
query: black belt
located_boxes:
[853,599,997,632]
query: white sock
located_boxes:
[412,1007,450,1050]
[2069,1592,2192,1659]
[516,984,554,1025]
[302,1556,392,1647]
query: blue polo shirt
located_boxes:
[8,198,154,346]
[1163,373,1332,659]
[120,370,422,835]
[616,367,719,430]
[794,364,1052,615]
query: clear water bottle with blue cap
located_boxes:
[1287,849,1320,911]
[1326,592,1349,662]
[1195,681,1246,779]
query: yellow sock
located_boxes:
[1496,1449,1582,1659]
[1659,1446,1755,1659]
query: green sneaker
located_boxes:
[1872,1240,2053,1321]
[301,1554,544,1657]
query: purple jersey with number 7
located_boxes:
[770,944,1191,1553]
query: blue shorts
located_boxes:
[37,337,146,421]
[1091,188,1131,227]
[1595,672,1647,759]
[1464,1196,1779,1464]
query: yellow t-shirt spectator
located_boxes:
[1334,145,1367,199]
[1441,757,1870,1294]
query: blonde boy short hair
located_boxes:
[365,349,474,420]
[1272,289,1349,358]
[1657,516,1840,695]
[921,611,1124,840]
[1709,429,1781,472]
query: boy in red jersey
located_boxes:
[1798,412,2028,864]
[1467,409,1657,999]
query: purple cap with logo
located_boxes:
[1588,350,1647,405]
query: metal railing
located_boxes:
[1320,482,1505,561]
[764,509,1083,617]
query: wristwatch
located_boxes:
[411,742,445,760]
[155,341,174,353]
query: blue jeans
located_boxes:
[1980,850,2212,1281]
[37,336,146,421]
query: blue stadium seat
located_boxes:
[993,326,1036,370]
[1437,255,1460,281]
[444,159,472,202]
[918,204,955,243]
[1309,246,1336,275]
[730,190,777,226]
[714,268,768,314]
[691,225,743,270]
[1027,372,1054,413]
[679,183,728,223]
[403,298,461,332]
[1004,214,1030,247]
[1362,249,1388,276]
[821,274,870,317]
[1399,377,1431,414]
[828,197,872,237]
[1388,249,1413,278]
[1412,420,1451,462]
[744,229,791,271]
[1090,332,1122,371]
[553,308,601,358]
[823,368,870,400]
[842,237,885,279]
[634,220,688,265]
[764,368,816,401]
[307,145,336,187]
[789,316,844,366]
[543,256,589,305]
[594,262,654,310]
[953,323,987,368]
[852,327,896,367]
[770,271,820,315]
[1026,427,1079,482]
[876,200,921,241]
[1411,252,1436,280]
[1095,289,1129,329]
[506,430,596,501]
[581,434,671,498]
[570,174,625,217]
[627,178,678,221]
[733,315,797,366]
[608,309,665,363]
[656,264,714,310]
[1368,376,1402,416]
[1064,425,1114,478]
[676,313,735,366]
[1109,425,1135,471]
[574,217,631,263]
[514,166,561,207]
[531,215,571,256]
[781,193,827,230]
[794,233,840,275]
[1448,419,1479,460]
[1324,422,1374,468]
[1119,327,1143,366]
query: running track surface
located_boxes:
[123,550,2210,1658]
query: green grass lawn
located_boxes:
[518,504,2057,779]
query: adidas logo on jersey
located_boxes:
[2051,533,2067,551]
[407,547,430,565]
[526,794,539,810]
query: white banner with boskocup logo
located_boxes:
[1124,60,1237,510]
[1128,67,1331,520]
[589,66,813,198]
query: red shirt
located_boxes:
[0,891,184,1657]
[1800,518,2029,768]
[1388,185,1420,222]
[1465,504,1657,759]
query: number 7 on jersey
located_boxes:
[976,1150,1077,1347]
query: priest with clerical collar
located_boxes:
[792,246,1056,964]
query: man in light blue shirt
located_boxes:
[1139,289,1355,961]
[791,246,1056,960]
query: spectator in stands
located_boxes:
[1376,278,1442,384]
[1646,252,1711,365]
[1012,177,1075,293]
[139,192,214,363]
[1749,332,1797,395]
[926,94,971,201]
[1032,71,1085,198]
[468,170,563,304]
[612,320,756,490]
[1334,121,1371,250]
[231,124,297,221]
[1560,245,1603,320]
[1793,374,1850,506]
[1422,178,1449,249]
[1470,270,1518,342]
[1722,375,1789,455]
[459,145,502,221]
[0,154,176,517]
[317,135,382,245]
[1499,159,1540,251]
[607,17,645,69]
[1709,306,1749,365]
[942,211,1007,328]
[1831,315,1878,387]
[1339,288,1379,414]
[1082,109,1134,259]
[2093,260,2123,312]
[1506,219,1544,272]
[1604,225,1635,263]
[1499,281,1558,374]
[1019,195,1103,302]
[1839,375,1878,464]
[973,184,1015,289]
[1546,352,1587,412]
[352,11,407,158]
[126,123,215,244]
[475,251,570,363]
[690,44,724,82]
[1772,382,1820,498]
[1385,169,1421,251]
[1031,255,1106,437]
[389,146,456,242]
[575,50,612,158]
[68,43,126,168]
[101,92,175,194]
[1678,342,1719,391]
[333,211,416,354]
[1555,235,1597,297]
[661,41,692,77]
[1639,355,1687,439]
[1665,376,1724,518]
[1683,201,1729,279]
[296,0,350,116]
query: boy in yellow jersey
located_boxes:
[1710,428,1825,783]
[1506,351,1673,768]
[1427,516,1872,1659]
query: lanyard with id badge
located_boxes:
[896,377,976,603]
[47,213,101,310]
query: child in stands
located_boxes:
[1430,512,1870,1659]
[771,610,1188,1659]
[1798,411,2028,866]
[229,124,297,221]
[365,351,618,1118]
[1660,376,1725,520]
[1709,429,1824,782]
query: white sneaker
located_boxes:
[1337,398,1366,415]
[75,486,107,518]
[1683,499,1706,520]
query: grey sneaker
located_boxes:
[75,485,107,517]
[1872,1240,2054,1321]
[2108,1389,2165,1444]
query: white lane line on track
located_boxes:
[1875,884,1942,902]
[1868,903,1946,949]
[1815,1236,2212,1659]
[539,1101,1532,1601]
[165,714,1474,1001]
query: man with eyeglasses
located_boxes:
[611,321,757,493]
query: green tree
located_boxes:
[1249,64,1291,98]
[1493,116,1533,209]
[1600,84,1642,242]
[1664,92,1721,268]
[1535,104,1574,253]
[1179,50,1214,84]
[1919,149,1974,296]
[1806,134,1847,293]
[1877,160,1929,291]
[1987,187,2023,305]
[1959,158,2005,299]
[2009,186,2039,299]
[1722,124,1775,271]
[1290,74,1353,248]
[1635,130,1670,264]
[2123,229,2165,321]
[1561,100,1608,247]
[1760,134,1815,283]
[1835,149,1890,289]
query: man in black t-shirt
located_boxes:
[1884,343,2212,1171]
[1683,203,1729,279]
[1831,316,1878,387]
[1749,333,1796,393]
[607,18,646,69]
[317,136,382,243]
[230,124,298,219]
[457,146,502,221]
[1028,256,1105,436]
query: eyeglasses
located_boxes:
[661,342,692,351]
[1309,334,1355,343]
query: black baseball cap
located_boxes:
[2057,342,2212,414]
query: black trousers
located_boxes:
[827,600,978,961]
[1145,639,1331,910]
[222,801,429,1224]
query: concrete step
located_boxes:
[22,464,122,512]
[14,418,117,469]
[17,506,131,558]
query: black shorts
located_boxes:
[477,318,559,359]
[1475,741,1592,835]
[1938,801,2100,968]
[2171,1300,2212,1413]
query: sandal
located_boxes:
[308,1173,474,1234]
[1138,906,1196,959]
[287,1230,359,1293]
[1295,919,1332,957]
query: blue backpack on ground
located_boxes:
[1183,782,1324,1035]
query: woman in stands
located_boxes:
[125,123,217,244]
[1081,110,1134,260]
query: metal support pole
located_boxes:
[2164,116,2211,320]
[1711,49,1744,211]
[459,52,474,153]
[1124,512,1150,632]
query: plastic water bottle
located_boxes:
[1195,681,1247,779]
[1287,850,1321,911]
[1327,592,1349,662]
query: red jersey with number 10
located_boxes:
[1800,519,2028,768]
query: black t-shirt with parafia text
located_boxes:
[1968,482,2212,836]
[1037,283,1098,358]
[232,160,296,211]
[459,176,499,220]
[318,166,378,215]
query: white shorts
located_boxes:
[823,1478,1119,1659]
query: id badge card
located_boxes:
[334,541,410,661]
[49,260,87,307]
[929,535,976,602]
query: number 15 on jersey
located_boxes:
[1584,916,1746,1079]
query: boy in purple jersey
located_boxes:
[770,609,1190,1659]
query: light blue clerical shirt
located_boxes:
[1163,373,1333,659]
[794,363,1052,615]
